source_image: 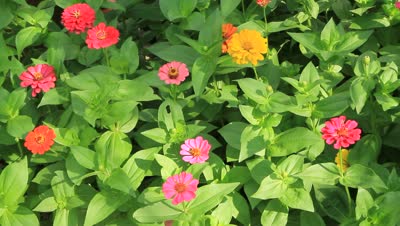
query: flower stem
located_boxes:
[339,148,352,216]
[252,66,260,80]
[103,48,111,67]
[263,7,268,34]
[170,84,177,101]
[16,138,23,158]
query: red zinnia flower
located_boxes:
[256,0,270,7]
[24,125,56,155]
[180,136,211,164]
[86,23,120,49]
[158,61,190,85]
[61,3,96,34]
[321,116,362,149]
[19,64,57,97]
[222,23,237,53]
[162,172,198,205]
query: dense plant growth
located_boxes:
[1,0,400,225]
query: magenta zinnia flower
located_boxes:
[180,136,211,164]
[321,116,362,149]
[19,64,57,97]
[158,61,189,85]
[85,23,120,49]
[61,3,96,34]
[396,2,400,9]
[162,172,198,205]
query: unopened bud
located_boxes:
[363,55,370,66]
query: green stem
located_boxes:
[212,74,220,95]
[182,202,187,213]
[252,66,260,80]
[263,7,268,34]
[170,84,178,101]
[103,48,111,67]
[78,171,99,181]
[241,0,246,19]
[16,138,23,158]
[339,148,352,216]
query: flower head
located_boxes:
[19,64,57,97]
[321,116,362,149]
[24,125,56,155]
[222,23,237,53]
[396,2,400,9]
[158,61,189,85]
[61,3,96,34]
[180,136,211,164]
[227,29,268,65]
[86,23,120,49]
[256,0,270,7]
[162,172,199,205]
[335,149,350,172]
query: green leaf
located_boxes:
[277,155,304,176]
[84,190,128,226]
[302,0,319,19]
[38,87,70,107]
[0,206,39,226]
[192,55,217,96]
[0,0,16,30]
[155,154,179,179]
[348,134,381,166]
[104,168,133,195]
[313,92,350,118]
[300,211,326,226]
[69,146,96,170]
[66,66,120,90]
[133,201,183,223]
[236,78,269,104]
[6,115,34,138]
[297,163,340,185]
[221,0,241,17]
[115,80,159,102]
[279,187,314,212]
[95,131,132,170]
[368,191,400,226]
[7,89,26,117]
[187,183,239,215]
[147,42,199,66]
[15,26,42,58]
[314,184,350,223]
[342,164,387,192]
[53,208,79,226]
[0,157,28,206]
[355,188,374,220]
[239,125,267,162]
[287,32,322,56]
[159,0,197,21]
[33,197,58,212]
[218,122,247,150]
[261,199,288,226]
[350,77,375,113]
[252,174,288,200]
[198,8,223,47]
[246,158,274,184]
[65,154,88,185]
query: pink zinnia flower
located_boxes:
[396,1,400,9]
[85,23,120,49]
[158,61,189,85]
[256,0,270,7]
[19,64,57,97]
[162,172,199,205]
[321,116,362,149]
[180,136,211,164]
[61,3,96,34]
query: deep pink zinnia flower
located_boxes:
[19,64,57,97]
[162,172,198,205]
[256,0,270,7]
[321,116,362,149]
[180,136,211,164]
[158,61,189,85]
[85,23,120,49]
[396,2,400,9]
[61,3,96,34]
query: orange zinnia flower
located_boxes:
[222,23,237,53]
[24,125,56,155]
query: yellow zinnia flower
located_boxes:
[227,29,268,66]
[335,149,350,172]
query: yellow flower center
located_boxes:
[189,148,201,157]
[35,134,45,144]
[336,128,348,136]
[33,72,43,81]
[174,183,186,193]
[73,10,80,18]
[168,67,179,78]
[242,41,253,51]
[96,30,106,40]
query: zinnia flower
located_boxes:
[227,29,268,65]
[335,149,350,172]
[86,22,120,49]
[256,0,270,7]
[321,116,362,150]
[158,61,189,85]
[61,3,96,34]
[180,136,211,164]
[162,172,199,205]
[396,2,400,9]
[24,125,56,155]
[19,64,57,97]
[222,23,237,53]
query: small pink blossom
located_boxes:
[256,0,270,7]
[158,61,189,85]
[19,64,57,97]
[180,136,211,164]
[162,172,198,205]
[396,2,400,9]
[321,116,362,149]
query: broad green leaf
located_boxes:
[65,154,88,185]
[350,77,375,113]
[300,211,326,226]
[51,171,75,203]
[0,0,16,30]
[277,155,304,176]
[38,87,70,107]
[133,201,183,223]
[104,168,133,195]
[218,122,247,150]
[231,192,251,225]
[66,66,120,90]
[252,174,288,200]
[302,0,319,18]
[368,191,400,226]
[279,187,314,212]
[16,26,42,58]
[261,199,288,226]
[187,183,239,215]
[0,206,39,226]
[95,131,132,170]
[246,158,274,184]
[239,125,267,162]
[33,197,58,212]
[32,162,64,185]
[6,115,34,138]
[198,8,223,47]
[236,78,269,104]
[287,32,322,56]
[155,154,179,179]
[84,190,128,226]
[222,166,251,184]
[147,42,199,66]
[355,188,374,220]
[221,0,241,17]
[70,146,96,170]
[297,163,340,185]
[313,92,350,118]
[211,197,233,224]
[53,208,79,226]
[159,0,197,21]
[192,55,217,96]
[342,164,387,192]
[348,134,381,166]
[7,89,26,117]
[314,184,350,223]
[0,157,28,206]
